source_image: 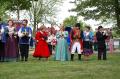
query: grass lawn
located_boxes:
[0,53,120,79]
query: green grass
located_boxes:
[0,53,120,79]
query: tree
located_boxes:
[114,0,120,29]
[63,16,85,29]
[0,0,32,20]
[63,16,77,27]
[71,0,120,29]
[8,0,32,20]
[0,0,8,21]
[29,0,63,36]
[0,1,6,16]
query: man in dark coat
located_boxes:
[96,26,108,60]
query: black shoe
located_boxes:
[25,58,28,61]
[103,58,107,60]
[21,56,24,61]
[78,54,81,60]
[21,59,24,61]
[98,59,101,60]
[25,60,28,61]
[0,58,4,62]
[71,54,74,61]
[1,60,4,62]
[39,57,41,60]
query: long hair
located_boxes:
[8,19,14,26]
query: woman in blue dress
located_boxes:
[55,26,70,61]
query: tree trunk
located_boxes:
[36,21,39,31]
[33,19,36,37]
[17,7,20,20]
[114,0,120,29]
[33,8,37,37]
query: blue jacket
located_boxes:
[83,31,94,42]
[18,26,32,44]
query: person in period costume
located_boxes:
[13,23,20,61]
[45,24,56,35]
[96,26,108,60]
[70,23,83,61]
[4,20,18,62]
[55,26,70,61]
[18,19,32,61]
[51,34,57,54]
[30,37,34,48]
[0,19,6,62]
[46,24,57,55]
[83,26,94,60]
[47,32,53,55]
[93,29,98,51]
[50,24,57,35]
[107,29,114,53]
[33,26,50,60]
[65,26,72,50]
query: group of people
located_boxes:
[32,23,111,61]
[0,19,112,62]
[0,19,32,62]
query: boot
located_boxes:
[39,57,41,60]
[78,54,81,60]
[21,56,24,61]
[71,54,74,61]
[25,57,28,61]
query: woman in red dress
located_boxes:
[33,26,50,60]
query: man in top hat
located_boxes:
[96,26,108,60]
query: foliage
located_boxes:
[112,27,120,38]
[0,0,10,20]
[72,0,120,29]
[63,16,86,29]
[7,0,31,11]
[0,0,32,20]
[63,16,77,27]
[0,1,7,16]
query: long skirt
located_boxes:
[83,41,93,56]
[5,36,18,61]
[33,40,50,58]
[108,39,114,53]
[55,38,70,61]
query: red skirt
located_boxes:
[33,41,50,58]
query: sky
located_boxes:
[56,0,77,23]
